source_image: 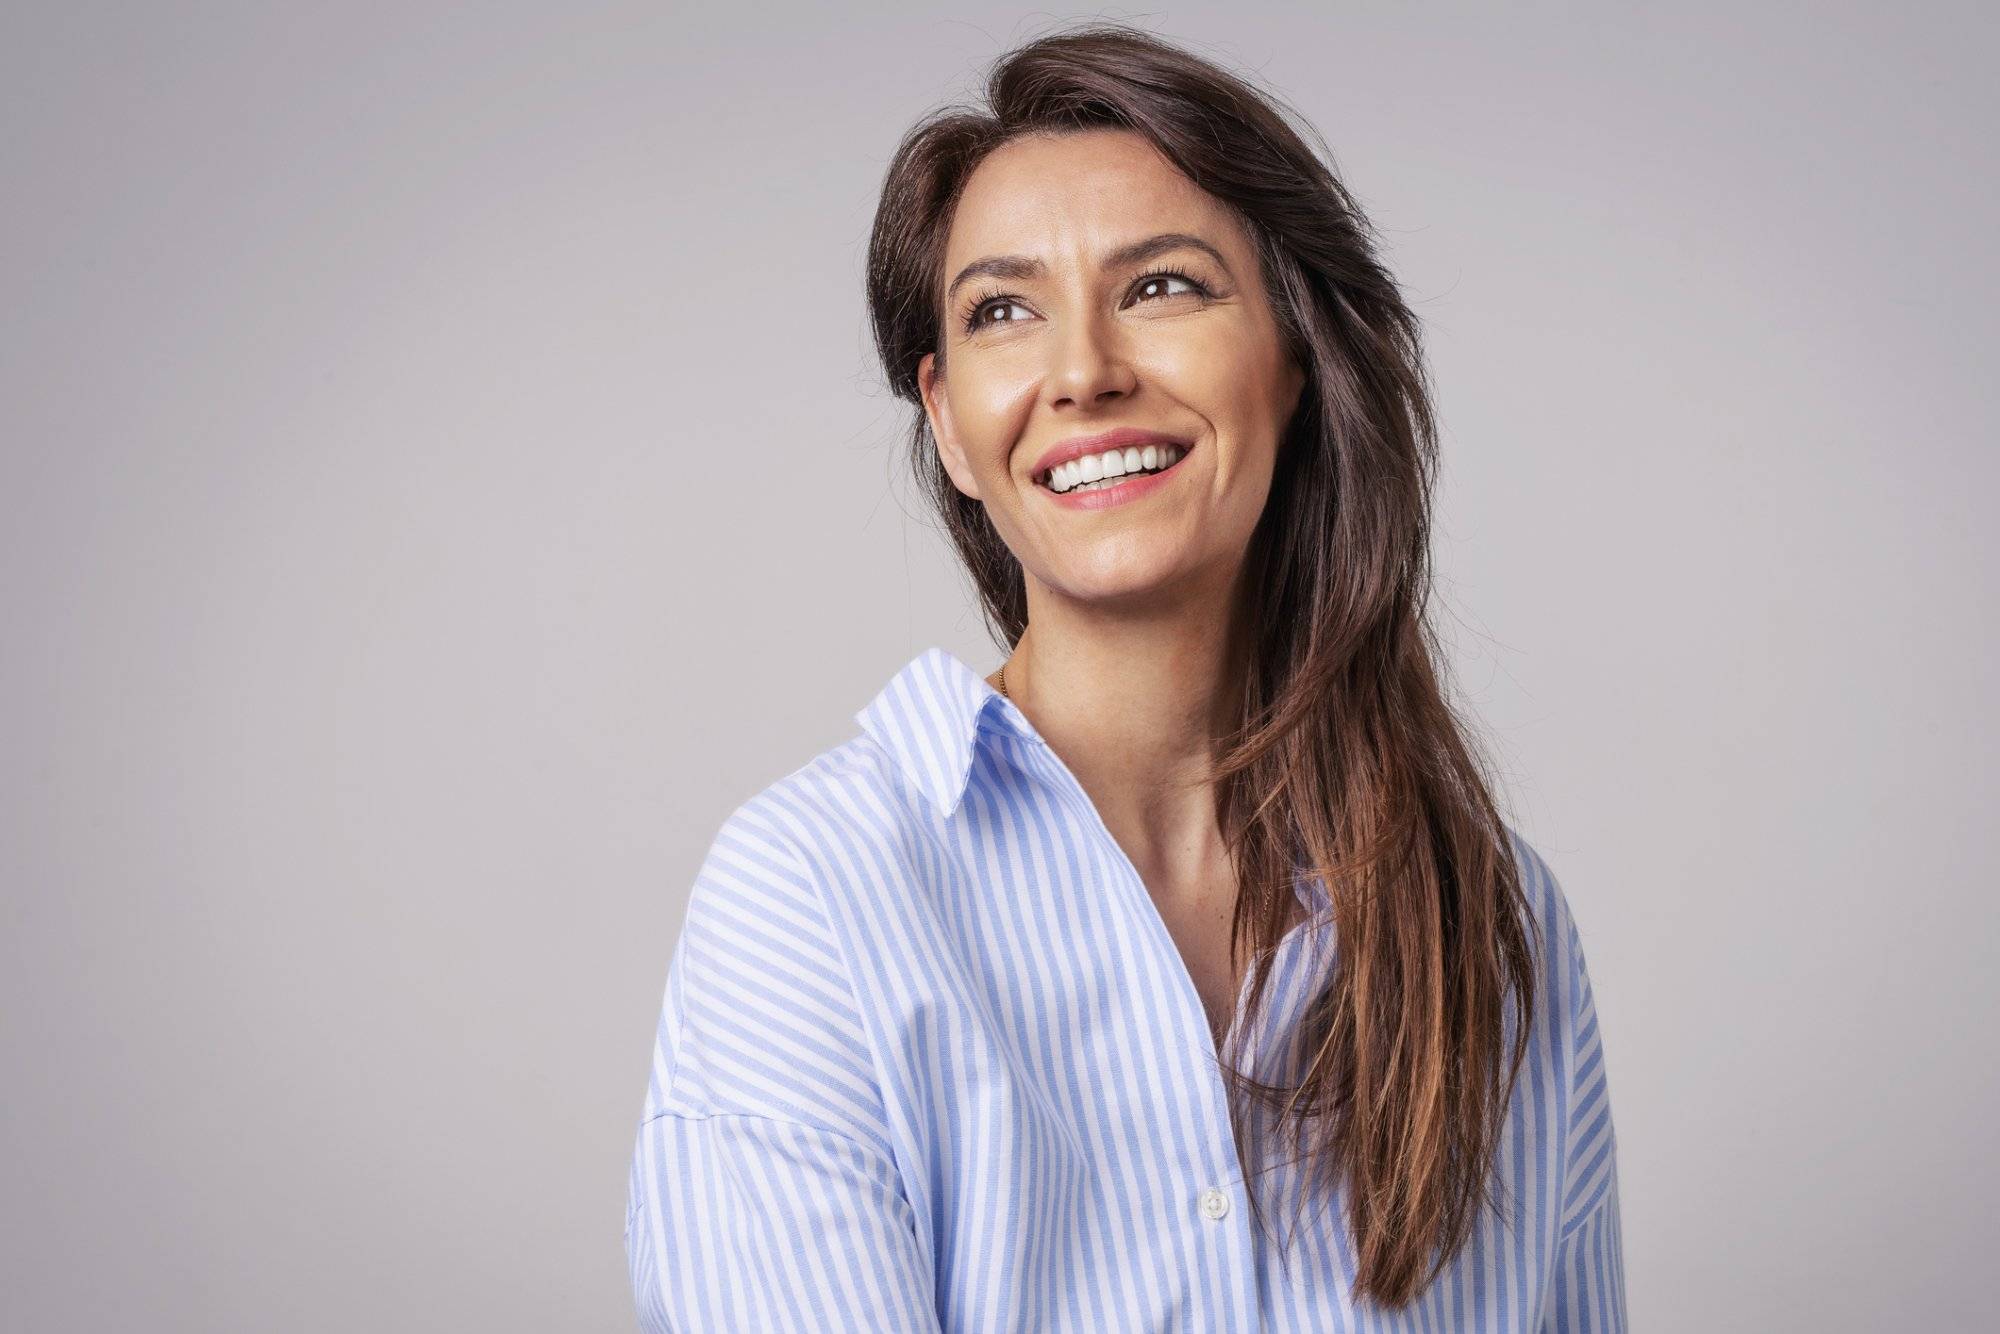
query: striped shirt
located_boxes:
[626,645,1626,1330]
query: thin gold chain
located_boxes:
[996,661,1009,699]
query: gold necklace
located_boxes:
[996,661,1009,699]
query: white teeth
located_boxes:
[1045,444,1185,494]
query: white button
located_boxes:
[1199,1187,1230,1220]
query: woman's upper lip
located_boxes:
[1030,428,1194,482]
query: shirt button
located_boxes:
[1199,1187,1230,1220]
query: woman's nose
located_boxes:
[1045,313,1138,408]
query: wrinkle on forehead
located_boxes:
[940,129,1241,288]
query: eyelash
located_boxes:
[957,264,1215,334]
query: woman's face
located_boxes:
[919,128,1305,612]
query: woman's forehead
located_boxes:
[944,136,1239,269]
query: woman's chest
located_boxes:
[825,834,1565,1330]
[1152,887,1309,1053]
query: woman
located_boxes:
[627,22,1625,1332]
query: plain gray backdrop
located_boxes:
[4,3,1993,1330]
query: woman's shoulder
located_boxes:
[1502,822,1589,965]
[716,729,935,865]
[1500,822,1615,1092]
[656,734,927,1138]
[1500,825,1622,1234]
[686,731,946,968]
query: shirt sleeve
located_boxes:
[624,798,942,1332]
[1540,898,1628,1332]
[627,1110,940,1331]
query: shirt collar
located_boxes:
[851,644,1332,917]
[853,645,1016,821]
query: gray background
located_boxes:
[4,3,1993,1330]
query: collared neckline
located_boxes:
[852,645,1023,821]
[852,645,1332,918]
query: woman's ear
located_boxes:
[918,352,981,501]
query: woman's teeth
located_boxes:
[1042,443,1186,495]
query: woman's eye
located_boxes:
[974,299,1026,328]
[964,271,1207,333]
[1131,272,1201,303]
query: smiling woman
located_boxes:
[628,20,1625,1332]
[910,131,1306,596]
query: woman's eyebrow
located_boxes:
[943,232,1231,307]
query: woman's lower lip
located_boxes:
[1037,453,1189,510]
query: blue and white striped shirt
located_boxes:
[626,646,1625,1330]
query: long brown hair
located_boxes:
[864,22,1539,1308]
